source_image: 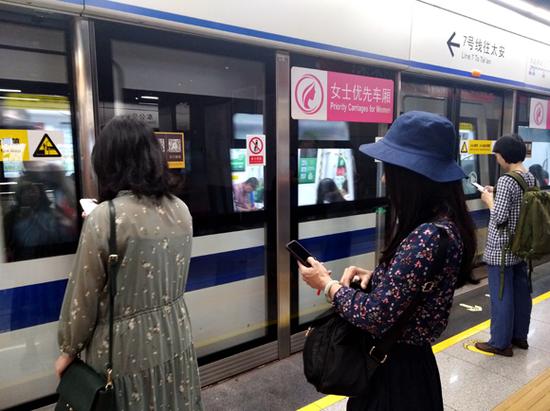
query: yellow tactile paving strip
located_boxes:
[493,367,550,411]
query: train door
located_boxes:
[94,22,278,384]
[516,94,550,189]
[0,10,80,408]
[287,55,393,346]
[400,78,505,260]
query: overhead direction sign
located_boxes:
[447,32,460,57]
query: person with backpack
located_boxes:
[476,134,537,356]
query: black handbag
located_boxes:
[303,227,449,397]
[56,201,119,411]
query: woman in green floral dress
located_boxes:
[55,116,203,411]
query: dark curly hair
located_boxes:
[92,116,172,202]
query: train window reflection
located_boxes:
[233,113,263,140]
[459,90,503,194]
[230,148,264,211]
[298,148,355,206]
[518,126,550,188]
[298,120,350,141]
[0,23,78,264]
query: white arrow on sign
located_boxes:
[459,303,483,312]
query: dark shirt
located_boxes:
[332,219,463,345]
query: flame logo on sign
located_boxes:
[534,102,544,126]
[295,74,324,115]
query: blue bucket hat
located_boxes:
[359,111,466,182]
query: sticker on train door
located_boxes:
[460,140,494,155]
[33,133,62,157]
[155,132,185,169]
[247,134,266,166]
[0,130,30,162]
[0,130,64,161]
[28,130,64,159]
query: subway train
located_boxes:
[1,0,549,408]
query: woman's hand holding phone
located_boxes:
[298,257,333,292]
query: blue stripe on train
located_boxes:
[470,209,490,229]
[301,228,377,262]
[0,227,378,333]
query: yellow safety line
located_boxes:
[296,395,346,411]
[297,289,550,410]
[432,319,490,353]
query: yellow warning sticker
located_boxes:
[0,130,30,162]
[33,133,62,157]
[460,140,494,155]
[459,122,474,131]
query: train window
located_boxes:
[95,22,275,364]
[0,22,78,264]
[0,12,78,409]
[299,120,350,141]
[459,90,503,194]
[401,83,450,117]
[517,95,550,188]
[98,37,266,223]
[296,122,379,207]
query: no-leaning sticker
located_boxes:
[246,134,266,166]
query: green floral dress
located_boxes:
[58,192,203,410]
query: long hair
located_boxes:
[92,116,173,202]
[316,178,345,204]
[381,163,477,288]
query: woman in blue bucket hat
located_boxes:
[300,111,477,410]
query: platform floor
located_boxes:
[202,264,550,411]
[494,367,550,411]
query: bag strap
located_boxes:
[106,200,119,389]
[367,225,449,364]
[504,172,528,192]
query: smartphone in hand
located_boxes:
[471,182,486,193]
[79,198,98,215]
[286,240,314,267]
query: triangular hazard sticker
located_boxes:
[33,133,61,157]
[460,142,468,154]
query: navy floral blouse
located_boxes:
[332,219,463,345]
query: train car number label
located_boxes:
[247,134,265,166]
[460,140,494,155]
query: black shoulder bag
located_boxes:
[56,201,119,411]
[303,228,449,397]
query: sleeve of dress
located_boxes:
[491,177,513,226]
[58,207,108,356]
[332,224,444,338]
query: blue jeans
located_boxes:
[487,262,532,349]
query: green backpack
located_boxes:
[497,172,550,298]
